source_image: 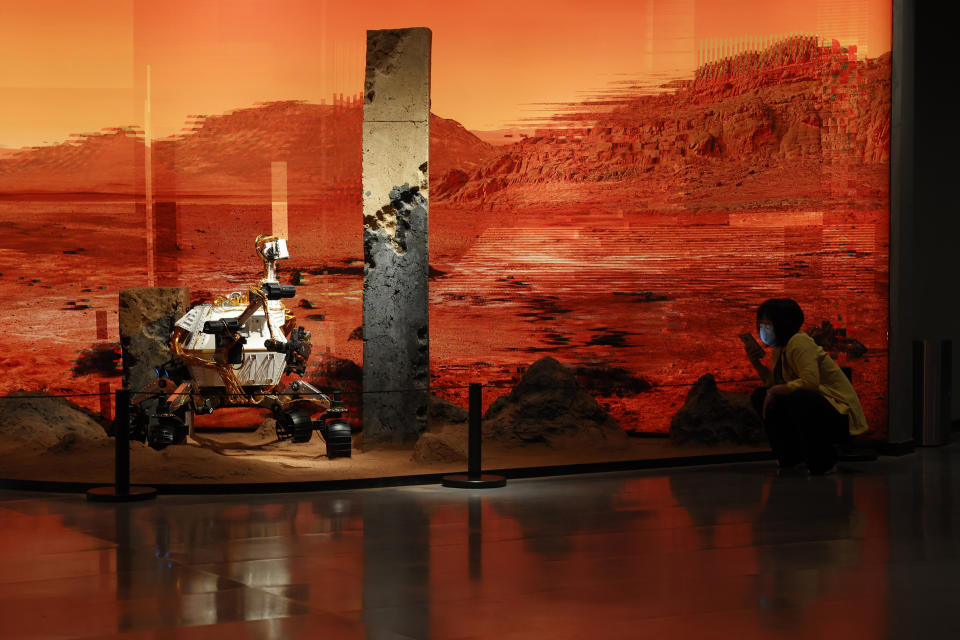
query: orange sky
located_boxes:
[0,0,892,148]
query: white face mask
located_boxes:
[759,324,776,347]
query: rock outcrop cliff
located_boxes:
[433,40,890,205]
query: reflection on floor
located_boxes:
[1,443,958,639]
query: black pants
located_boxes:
[751,387,850,473]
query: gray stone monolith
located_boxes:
[361,27,432,444]
[118,287,189,394]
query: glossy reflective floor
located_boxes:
[2,444,959,639]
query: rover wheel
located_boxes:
[292,422,313,444]
[277,410,313,444]
[172,412,190,446]
[147,415,187,451]
[126,405,149,443]
[323,420,352,458]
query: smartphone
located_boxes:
[739,333,764,354]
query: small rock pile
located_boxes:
[0,391,108,454]
[669,374,764,445]
[412,357,629,463]
[411,396,469,464]
[483,356,627,448]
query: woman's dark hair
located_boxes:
[756,298,804,346]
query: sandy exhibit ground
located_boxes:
[0,429,768,487]
[0,359,770,487]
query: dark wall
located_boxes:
[914,2,960,425]
[890,0,960,442]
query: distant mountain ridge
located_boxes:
[433,39,891,204]
[0,101,495,197]
[0,40,891,205]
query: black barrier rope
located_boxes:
[0,386,466,400]
[0,392,126,399]
[0,377,765,401]
[468,377,763,390]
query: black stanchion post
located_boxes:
[442,383,506,489]
[115,389,130,495]
[87,388,158,502]
[467,383,482,480]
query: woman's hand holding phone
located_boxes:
[739,333,765,362]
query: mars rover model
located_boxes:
[127,234,352,457]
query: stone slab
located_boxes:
[119,287,189,393]
[362,121,429,222]
[363,28,432,123]
[362,187,429,444]
[361,27,431,446]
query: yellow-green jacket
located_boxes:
[765,331,869,436]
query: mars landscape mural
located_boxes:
[0,0,892,476]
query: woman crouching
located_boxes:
[744,298,868,475]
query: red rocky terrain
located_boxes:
[0,102,495,197]
[0,38,889,209]
[433,38,890,209]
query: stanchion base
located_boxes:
[441,473,506,489]
[86,486,158,502]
